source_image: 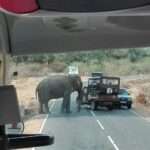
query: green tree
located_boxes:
[128,49,144,62]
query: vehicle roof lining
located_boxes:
[3,5,150,55]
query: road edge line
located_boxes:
[130,110,146,120]
[39,102,55,133]
[32,101,55,150]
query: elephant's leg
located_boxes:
[44,102,50,113]
[64,92,71,113]
[76,97,81,112]
[61,97,67,113]
[66,97,71,113]
[61,90,71,113]
[39,103,44,114]
[76,90,83,112]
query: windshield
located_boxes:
[119,89,129,95]
[102,78,119,86]
[8,48,150,150]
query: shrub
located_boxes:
[128,48,147,62]
[49,61,67,72]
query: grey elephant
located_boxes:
[36,74,83,113]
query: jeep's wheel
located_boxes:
[127,103,132,109]
[107,105,113,111]
[117,104,121,109]
[91,101,97,111]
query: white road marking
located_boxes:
[90,111,105,130]
[96,119,105,130]
[39,102,55,133]
[32,102,55,150]
[90,111,119,150]
[107,136,119,150]
[90,110,97,118]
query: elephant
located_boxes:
[36,74,83,113]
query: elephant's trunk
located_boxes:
[77,88,83,102]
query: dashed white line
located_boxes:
[90,111,105,130]
[96,119,105,130]
[90,110,97,118]
[108,136,119,150]
[32,102,55,150]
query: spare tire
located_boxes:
[37,0,150,12]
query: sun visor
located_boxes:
[37,0,150,12]
[0,0,38,13]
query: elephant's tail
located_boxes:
[35,87,39,101]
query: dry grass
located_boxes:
[122,76,150,106]
[11,77,44,116]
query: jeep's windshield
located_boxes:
[119,89,129,95]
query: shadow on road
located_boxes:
[48,101,136,119]
[92,107,137,118]
[41,96,138,120]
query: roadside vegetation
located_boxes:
[10,48,150,119]
[12,48,150,77]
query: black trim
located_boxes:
[8,134,54,149]
[37,0,150,12]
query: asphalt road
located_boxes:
[35,93,150,150]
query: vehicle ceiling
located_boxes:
[1,1,150,55]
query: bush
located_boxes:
[13,54,55,64]
[110,49,128,59]
[49,61,67,72]
[128,48,147,62]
